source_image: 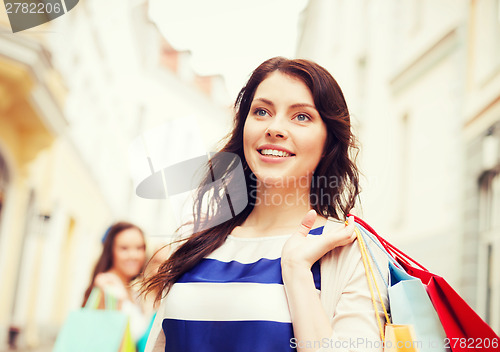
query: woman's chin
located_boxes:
[253,174,287,187]
[120,269,141,279]
[253,171,310,188]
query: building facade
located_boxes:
[0,0,231,349]
[297,0,500,333]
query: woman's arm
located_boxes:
[282,264,333,351]
[318,241,389,352]
[281,210,356,352]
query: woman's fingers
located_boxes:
[95,272,121,288]
[283,213,357,270]
[323,216,356,249]
[297,209,317,237]
[94,273,128,300]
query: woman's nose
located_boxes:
[129,248,144,260]
[265,116,288,139]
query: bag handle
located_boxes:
[84,287,102,309]
[356,224,405,273]
[354,226,391,341]
[105,291,118,310]
[84,287,118,310]
[354,225,391,288]
[349,214,428,272]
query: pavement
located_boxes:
[1,344,53,352]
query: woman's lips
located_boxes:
[257,144,295,156]
[257,149,295,163]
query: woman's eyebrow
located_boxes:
[252,98,316,110]
[289,103,317,110]
[252,98,274,106]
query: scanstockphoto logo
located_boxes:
[4,0,79,33]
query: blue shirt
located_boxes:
[160,226,324,352]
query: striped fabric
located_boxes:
[161,226,324,352]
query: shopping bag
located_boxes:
[354,226,418,352]
[387,260,448,352]
[384,325,419,352]
[53,288,135,352]
[398,261,499,352]
[357,224,448,352]
[352,215,500,352]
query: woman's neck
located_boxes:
[242,183,326,233]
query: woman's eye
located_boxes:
[295,114,310,122]
[255,109,267,117]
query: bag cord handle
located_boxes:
[84,287,118,310]
[349,214,428,272]
[354,226,391,341]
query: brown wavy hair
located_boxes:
[82,221,145,307]
[142,57,360,303]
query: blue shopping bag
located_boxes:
[53,288,135,352]
[388,261,449,352]
[357,224,449,352]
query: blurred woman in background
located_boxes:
[82,221,149,346]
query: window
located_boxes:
[396,113,410,228]
[409,0,423,35]
[497,0,500,22]
[0,152,9,238]
[472,0,500,85]
[478,170,500,333]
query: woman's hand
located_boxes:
[281,209,356,272]
[281,210,356,350]
[94,272,128,301]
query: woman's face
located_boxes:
[243,71,328,187]
[112,228,146,280]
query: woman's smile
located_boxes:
[257,144,296,163]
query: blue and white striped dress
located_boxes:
[160,226,324,352]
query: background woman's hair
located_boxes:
[82,221,145,307]
[142,57,360,303]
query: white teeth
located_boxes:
[260,149,292,157]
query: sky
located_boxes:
[148,0,309,99]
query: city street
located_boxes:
[1,346,53,352]
[1,0,500,350]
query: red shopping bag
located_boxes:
[351,215,500,352]
[397,262,499,352]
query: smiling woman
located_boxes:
[243,71,327,189]
[82,222,150,345]
[143,57,389,352]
